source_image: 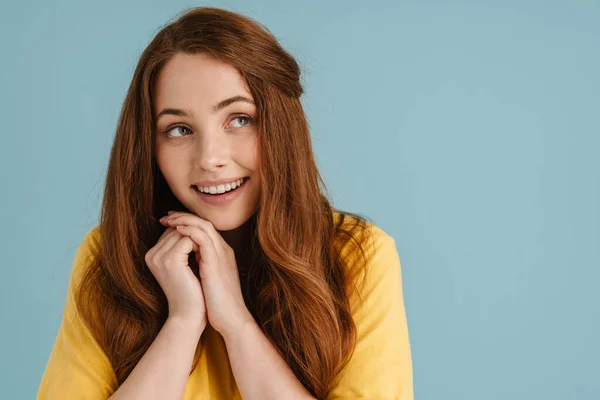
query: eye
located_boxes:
[164,125,191,138]
[230,115,252,129]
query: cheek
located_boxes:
[156,148,186,183]
[244,138,260,169]
[230,138,260,169]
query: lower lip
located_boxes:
[193,178,249,206]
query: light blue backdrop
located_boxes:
[1,0,598,399]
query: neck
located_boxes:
[219,222,250,254]
[217,213,256,269]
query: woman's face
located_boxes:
[153,52,261,231]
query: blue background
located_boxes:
[1,1,598,399]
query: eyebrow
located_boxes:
[156,95,255,120]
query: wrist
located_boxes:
[167,315,206,335]
[221,312,256,343]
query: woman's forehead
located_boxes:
[153,53,253,115]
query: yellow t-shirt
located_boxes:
[36,216,413,399]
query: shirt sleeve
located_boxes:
[327,232,414,399]
[36,227,119,399]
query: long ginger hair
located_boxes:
[75,7,374,399]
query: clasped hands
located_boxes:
[158,211,254,338]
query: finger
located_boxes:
[155,227,180,251]
[166,235,197,262]
[158,225,175,241]
[146,228,178,270]
[162,225,200,253]
[164,213,225,256]
[147,227,177,260]
[153,229,189,261]
[175,225,219,268]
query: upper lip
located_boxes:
[192,176,248,187]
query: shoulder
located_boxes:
[326,213,412,398]
[333,210,392,241]
[332,211,401,304]
[70,225,102,285]
[332,210,395,265]
[74,225,102,256]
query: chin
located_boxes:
[212,219,244,232]
[197,209,254,232]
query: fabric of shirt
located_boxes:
[36,214,413,399]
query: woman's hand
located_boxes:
[159,211,254,338]
[144,225,208,330]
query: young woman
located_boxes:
[37,7,413,400]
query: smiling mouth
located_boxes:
[192,177,249,196]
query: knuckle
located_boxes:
[144,250,154,265]
[163,256,176,268]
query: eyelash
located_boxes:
[162,115,254,138]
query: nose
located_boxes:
[193,132,229,171]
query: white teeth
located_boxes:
[198,177,245,194]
